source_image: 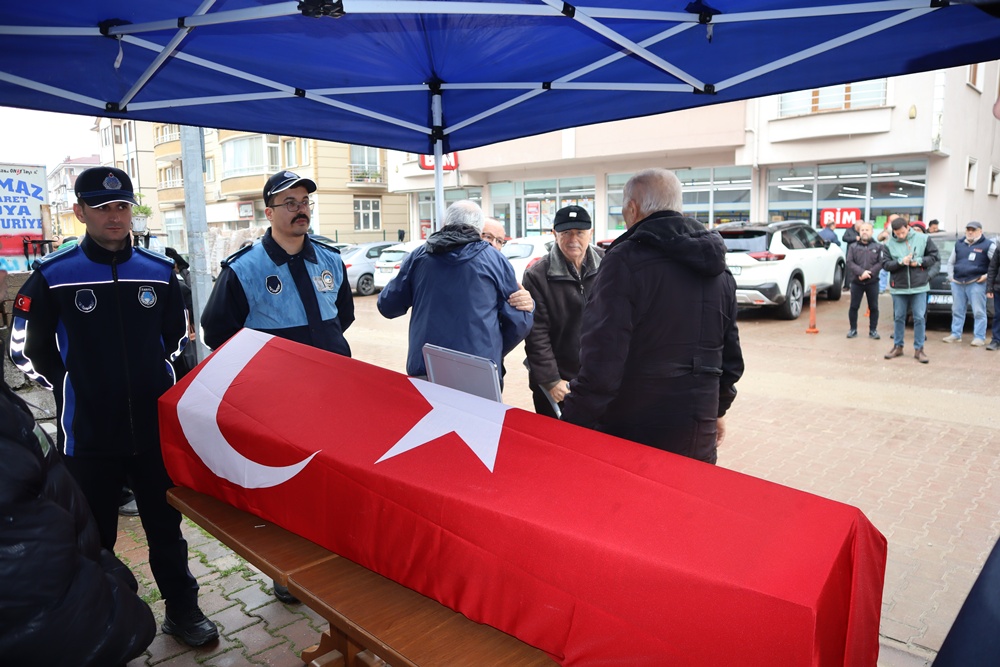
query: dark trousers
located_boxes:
[63,447,199,613]
[848,280,879,331]
[993,292,1000,343]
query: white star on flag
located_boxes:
[376,378,513,472]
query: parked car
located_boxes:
[502,236,553,282]
[925,232,996,320]
[715,221,845,320]
[311,235,353,252]
[341,241,395,296]
[373,240,425,290]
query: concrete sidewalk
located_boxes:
[111,293,998,665]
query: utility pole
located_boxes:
[181,125,211,363]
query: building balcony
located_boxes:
[158,182,185,204]
[154,138,182,161]
[347,164,387,189]
[220,173,267,199]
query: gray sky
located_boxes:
[0,106,100,173]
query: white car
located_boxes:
[373,240,425,289]
[502,235,553,283]
[715,221,844,320]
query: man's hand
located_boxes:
[717,416,726,447]
[548,380,571,403]
[859,270,871,281]
[508,287,534,312]
[977,274,988,283]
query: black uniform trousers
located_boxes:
[63,446,200,614]
[848,280,880,331]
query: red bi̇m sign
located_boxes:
[820,207,862,229]
[418,153,458,170]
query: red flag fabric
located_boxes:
[159,329,886,666]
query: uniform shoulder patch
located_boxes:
[14,294,31,312]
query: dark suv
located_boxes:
[715,221,845,320]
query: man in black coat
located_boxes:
[0,347,155,665]
[561,168,744,464]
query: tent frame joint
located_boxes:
[431,125,444,141]
[561,3,576,18]
[694,83,716,95]
[294,87,306,97]
[297,0,345,18]
[98,18,131,38]
[929,0,948,7]
[106,101,126,112]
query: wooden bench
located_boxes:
[167,487,556,667]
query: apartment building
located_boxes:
[46,154,100,239]
[153,126,408,260]
[94,117,160,237]
[388,63,1000,240]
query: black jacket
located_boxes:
[10,235,188,457]
[561,211,744,463]
[522,244,602,388]
[846,239,883,283]
[0,369,155,665]
[988,244,1000,293]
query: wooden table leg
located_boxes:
[301,630,343,666]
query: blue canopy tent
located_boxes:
[3,1,1000,157]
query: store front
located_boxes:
[768,159,927,230]
[490,177,596,237]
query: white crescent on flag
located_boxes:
[177,329,318,488]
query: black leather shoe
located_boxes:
[846,329,857,338]
[162,607,219,647]
[273,581,299,604]
[869,330,880,340]
[986,340,1000,351]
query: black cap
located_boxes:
[552,205,592,232]
[74,167,136,207]
[263,170,316,205]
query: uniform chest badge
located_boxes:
[266,275,283,294]
[138,286,157,308]
[313,270,335,292]
[75,289,97,313]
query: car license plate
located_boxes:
[728,266,742,275]
[929,294,952,305]
[380,267,393,273]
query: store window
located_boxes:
[354,198,382,231]
[778,79,886,117]
[610,167,750,229]
[522,176,594,235]
[767,160,926,229]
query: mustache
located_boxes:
[293,213,309,224]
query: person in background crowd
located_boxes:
[562,168,744,464]
[164,247,198,377]
[881,216,940,363]
[522,205,603,418]
[927,219,941,233]
[941,221,995,347]
[845,222,882,340]
[201,169,354,604]
[377,200,533,386]
[910,220,927,234]
[987,237,1000,351]
[819,218,841,248]
[9,167,217,647]
[0,346,156,666]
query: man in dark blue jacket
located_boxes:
[9,167,217,647]
[941,221,995,347]
[561,169,744,464]
[377,201,532,384]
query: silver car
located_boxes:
[341,241,395,296]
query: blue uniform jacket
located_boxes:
[376,226,532,377]
[9,235,188,457]
[201,230,354,356]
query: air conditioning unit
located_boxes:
[212,188,223,201]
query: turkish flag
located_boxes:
[160,329,886,666]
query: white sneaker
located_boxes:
[971,339,986,347]
[942,334,962,343]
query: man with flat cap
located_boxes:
[522,205,603,417]
[201,169,354,603]
[9,166,218,647]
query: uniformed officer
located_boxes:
[200,170,355,603]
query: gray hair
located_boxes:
[624,168,683,219]
[443,200,485,233]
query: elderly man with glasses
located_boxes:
[201,171,355,604]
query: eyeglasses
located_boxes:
[272,198,313,213]
[482,233,506,248]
